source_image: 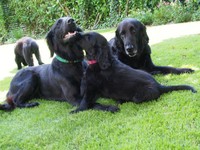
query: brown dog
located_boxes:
[14,37,44,69]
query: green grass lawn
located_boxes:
[0,34,200,150]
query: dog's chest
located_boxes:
[119,54,140,68]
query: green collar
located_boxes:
[55,55,82,63]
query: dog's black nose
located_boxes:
[68,19,75,24]
[125,45,134,52]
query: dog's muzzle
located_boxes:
[125,45,137,57]
[64,32,77,39]
[67,18,75,24]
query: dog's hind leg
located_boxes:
[13,89,40,109]
[23,44,34,66]
[34,52,44,65]
[22,58,27,66]
[8,70,40,109]
[31,41,44,65]
[15,54,23,70]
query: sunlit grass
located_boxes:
[0,34,200,149]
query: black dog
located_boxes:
[14,37,44,69]
[0,17,86,111]
[109,18,194,75]
[70,32,196,113]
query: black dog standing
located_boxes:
[0,17,86,111]
[14,37,44,69]
[109,18,194,75]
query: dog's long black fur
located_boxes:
[14,37,44,70]
[0,17,86,111]
[109,18,194,75]
[71,32,196,113]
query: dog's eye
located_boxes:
[130,27,136,33]
[68,19,75,24]
[57,19,63,24]
[56,19,63,28]
[120,35,125,39]
[121,31,125,35]
[120,31,125,39]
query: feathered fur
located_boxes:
[70,32,196,113]
[0,17,86,111]
[109,18,194,74]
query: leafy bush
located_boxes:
[8,28,24,41]
[152,1,199,25]
[192,8,200,21]
[0,0,200,43]
[172,2,194,23]
[129,9,154,25]
[153,1,174,25]
[0,2,8,44]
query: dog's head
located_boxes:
[74,32,111,70]
[46,17,82,57]
[115,18,149,57]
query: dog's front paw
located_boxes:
[179,68,194,74]
[70,109,79,114]
[150,71,162,75]
[106,105,120,113]
[21,102,40,108]
[70,109,78,114]
[30,102,40,107]
[39,62,44,65]
[70,107,86,114]
[191,88,197,93]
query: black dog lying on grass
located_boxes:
[0,17,86,111]
[14,37,44,69]
[109,18,194,75]
[70,32,196,113]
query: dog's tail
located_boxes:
[0,97,15,111]
[160,85,197,94]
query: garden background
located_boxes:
[0,0,200,43]
[1,0,200,149]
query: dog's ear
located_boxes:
[97,45,111,70]
[139,23,151,54]
[46,30,55,57]
[140,23,149,47]
[76,27,83,32]
[114,29,124,52]
[115,29,120,39]
[84,34,91,41]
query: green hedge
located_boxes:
[0,0,200,43]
